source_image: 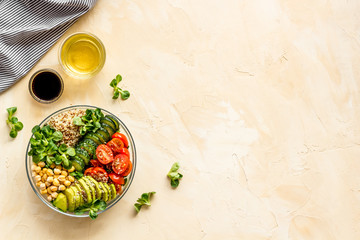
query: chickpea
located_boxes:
[50,163,56,168]
[34,166,41,173]
[47,188,52,194]
[47,176,54,183]
[31,165,37,171]
[39,183,46,190]
[32,171,36,177]
[54,168,61,175]
[64,180,71,187]
[58,185,66,191]
[40,189,47,195]
[68,176,75,182]
[47,195,53,201]
[38,162,45,168]
[36,181,42,187]
[39,172,44,177]
[35,175,41,182]
[47,169,54,176]
[61,171,68,177]
[51,192,58,199]
[53,178,60,186]
[50,186,58,192]
[58,175,66,182]
[42,168,48,173]
[45,182,51,187]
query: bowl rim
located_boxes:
[25,105,136,217]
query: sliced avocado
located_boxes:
[82,177,96,203]
[101,122,115,136]
[75,148,90,165]
[64,188,76,212]
[103,183,113,201]
[84,133,102,145]
[78,178,92,204]
[109,183,117,200]
[75,183,85,207]
[53,192,68,212]
[70,186,81,210]
[99,182,109,202]
[86,176,102,200]
[105,115,120,131]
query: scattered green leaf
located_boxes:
[72,108,104,135]
[6,107,23,138]
[75,199,107,219]
[134,191,156,213]
[110,74,130,100]
[167,162,183,188]
[70,171,84,180]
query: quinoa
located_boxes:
[47,109,85,147]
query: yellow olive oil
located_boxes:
[60,33,105,78]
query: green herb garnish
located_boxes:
[134,191,156,213]
[75,199,107,219]
[70,171,84,180]
[28,125,75,168]
[110,74,130,100]
[6,107,23,138]
[72,108,104,135]
[167,162,183,188]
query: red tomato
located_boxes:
[118,147,130,157]
[84,167,94,176]
[90,159,103,168]
[112,133,129,148]
[96,144,114,164]
[112,154,130,175]
[109,173,125,184]
[115,183,122,193]
[121,160,132,177]
[106,138,124,154]
[93,167,109,183]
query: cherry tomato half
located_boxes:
[118,147,130,158]
[96,144,114,165]
[112,132,129,148]
[112,154,130,175]
[84,167,94,176]
[115,183,122,194]
[109,172,125,185]
[106,138,124,154]
[121,160,132,177]
[90,159,104,168]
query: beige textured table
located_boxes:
[1,0,360,239]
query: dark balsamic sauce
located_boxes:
[32,71,62,101]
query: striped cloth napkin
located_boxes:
[0,0,97,93]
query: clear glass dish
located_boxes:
[25,105,136,217]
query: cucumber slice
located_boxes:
[105,115,120,131]
[96,127,110,142]
[72,157,85,171]
[101,122,115,137]
[83,138,98,149]
[77,141,96,157]
[84,132,102,145]
[100,117,117,132]
[75,148,90,165]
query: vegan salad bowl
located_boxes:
[25,105,136,218]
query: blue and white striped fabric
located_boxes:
[0,0,97,92]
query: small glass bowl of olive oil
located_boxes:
[59,32,106,79]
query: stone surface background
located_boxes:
[1,0,360,239]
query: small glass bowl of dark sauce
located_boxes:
[29,69,64,103]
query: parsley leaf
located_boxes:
[134,191,156,213]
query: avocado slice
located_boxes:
[83,177,96,203]
[78,178,92,204]
[103,183,113,201]
[75,183,85,207]
[86,176,102,200]
[53,192,68,212]
[70,186,81,210]
[64,188,76,212]
[99,182,109,202]
[109,183,117,200]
